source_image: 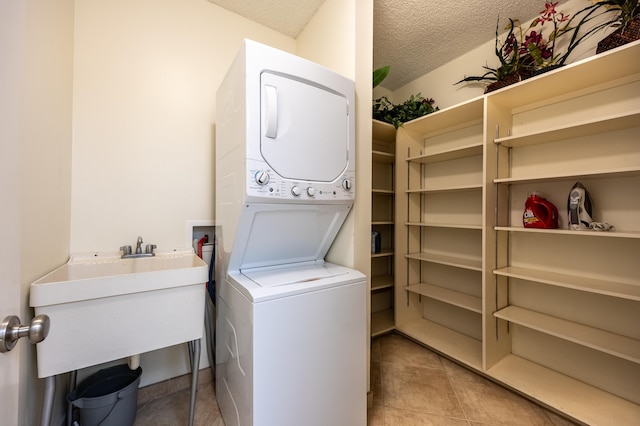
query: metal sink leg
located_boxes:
[187,339,200,426]
[41,375,55,426]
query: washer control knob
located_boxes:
[291,186,301,197]
[254,170,270,185]
[306,187,316,197]
[341,178,352,191]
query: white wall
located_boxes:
[391,0,616,109]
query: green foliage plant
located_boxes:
[373,65,390,88]
[372,94,439,129]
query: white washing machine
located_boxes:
[217,263,365,426]
[214,40,366,426]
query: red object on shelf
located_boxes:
[523,193,559,229]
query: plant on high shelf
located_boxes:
[590,0,640,52]
[455,1,616,92]
[372,94,439,129]
[528,2,574,69]
[454,14,559,92]
[372,65,439,129]
[533,1,624,67]
[592,0,639,29]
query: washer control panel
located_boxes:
[246,159,354,202]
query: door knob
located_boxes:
[0,314,50,353]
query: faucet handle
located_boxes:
[145,244,157,254]
[120,245,132,255]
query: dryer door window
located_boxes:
[260,72,349,182]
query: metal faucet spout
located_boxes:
[136,236,143,254]
[121,236,155,258]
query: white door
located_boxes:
[0,2,26,423]
[0,226,21,426]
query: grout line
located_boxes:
[442,362,473,425]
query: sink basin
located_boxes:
[30,249,208,378]
[31,250,208,306]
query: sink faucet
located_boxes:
[121,236,156,258]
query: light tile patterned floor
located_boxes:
[133,333,580,426]
[134,367,222,426]
[369,334,579,426]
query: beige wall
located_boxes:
[297,0,356,78]
[71,0,295,254]
[353,0,375,394]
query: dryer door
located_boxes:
[260,72,349,183]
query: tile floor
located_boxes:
[368,333,579,426]
[134,333,580,426]
[134,366,223,426]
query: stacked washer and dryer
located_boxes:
[214,40,366,426]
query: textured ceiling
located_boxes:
[207,0,553,90]
[207,0,327,38]
[374,0,549,90]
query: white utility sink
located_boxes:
[30,249,208,378]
